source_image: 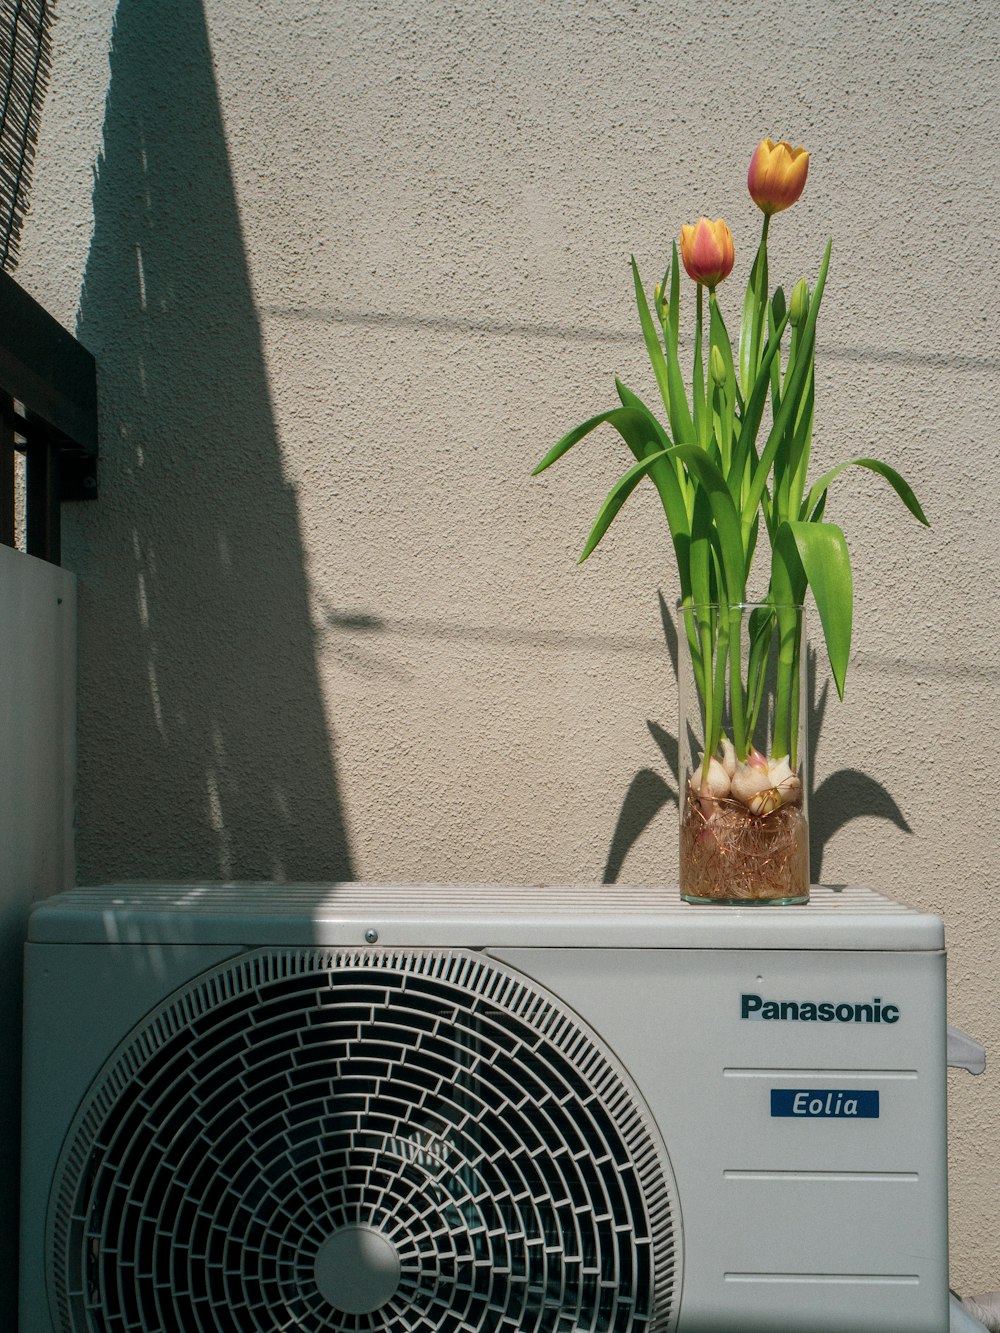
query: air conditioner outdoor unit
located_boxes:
[21,882,950,1333]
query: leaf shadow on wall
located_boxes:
[602,594,911,884]
[69,0,354,882]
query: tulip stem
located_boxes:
[694,285,707,447]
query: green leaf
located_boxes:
[738,219,769,400]
[807,487,828,523]
[533,413,626,482]
[709,290,742,416]
[743,241,832,529]
[667,444,746,602]
[613,381,693,542]
[578,448,671,562]
[784,369,815,523]
[728,308,790,495]
[773,519,853,699]
[631,257,671,410]
[768,287,786,421]
[535,397,695,595]
[661,248,696,446]
[745,603,776,738]
[689,485,716,610]
[668,244,681,350]
[802,457,930,526]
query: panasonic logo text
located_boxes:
[741,994,899,1023]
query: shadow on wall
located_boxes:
[602,594,911,884]
[70,0,354,883]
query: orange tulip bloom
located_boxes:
[679,218,735,288]
[747,138,810,214]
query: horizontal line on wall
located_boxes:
[262,305,997,372]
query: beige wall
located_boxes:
[17,0,1000,1295]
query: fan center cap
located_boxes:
[314,1225,402,1314]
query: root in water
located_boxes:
[681,785,808,902]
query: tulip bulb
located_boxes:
[768,755,802,806]
[749,787,782,817]
[699,756,731,800]
[719,737,736,777]
[731,762,772,806]
[731,759,783,816]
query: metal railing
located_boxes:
[0,269,97,564]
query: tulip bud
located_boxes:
[790,278,809,326]
[747,138,810,215]
[679,218,735,289]
[709,344,727,388]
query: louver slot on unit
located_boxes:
[21,882,949,1333]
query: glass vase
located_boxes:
[678,601,809,905]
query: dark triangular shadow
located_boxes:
[69,0,353,882]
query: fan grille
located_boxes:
[49,949,679,1332]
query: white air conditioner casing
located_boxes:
[21,883,948,1333]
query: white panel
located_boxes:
[22,887,950,1333]
[0,548,75,1330]
[29,882,944,951]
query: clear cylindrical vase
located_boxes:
[678,601,809,905]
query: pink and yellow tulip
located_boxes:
[679,217,735,288]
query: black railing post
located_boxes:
[25,417,60,562]
[0,392,14,547]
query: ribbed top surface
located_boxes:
[29,883,943,951]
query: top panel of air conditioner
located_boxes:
[28,881,943,951]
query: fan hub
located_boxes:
[314,1224,402,1314]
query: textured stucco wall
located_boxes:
[16,0,1000,1295]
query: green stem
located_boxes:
[744,606,774,743]
[727,605,748,758]
[750,214,770,385]
[680,601,713,782]
[774,661,791,760]
[772,606,801,760]
[700,616,717,779]
[789,643,801,770]
[710,610,729,761]
[694,286,706,447]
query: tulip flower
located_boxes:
[747,138,810,215]
[679,218,735,288]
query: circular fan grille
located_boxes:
[49,949,680,1333]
